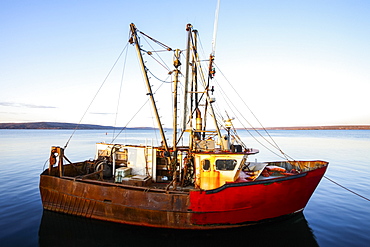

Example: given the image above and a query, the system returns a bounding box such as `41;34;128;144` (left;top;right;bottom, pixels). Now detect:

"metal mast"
172;49;181;150
129;23;169;151
192;30;198;112
182;24;192;132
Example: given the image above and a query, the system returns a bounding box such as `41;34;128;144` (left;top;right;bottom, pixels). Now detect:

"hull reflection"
39;210;318;246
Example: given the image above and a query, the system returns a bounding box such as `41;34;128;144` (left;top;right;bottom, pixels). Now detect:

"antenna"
212;0;221;56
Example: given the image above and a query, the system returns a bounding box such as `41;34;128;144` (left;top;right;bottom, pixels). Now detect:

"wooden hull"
39;164;327;229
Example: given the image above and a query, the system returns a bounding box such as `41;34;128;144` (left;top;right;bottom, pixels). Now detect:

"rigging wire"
200;47;369;200
179;30;290;160
143;49;173;53
141;34;172;72
138;33;177;84
149;99;160;145
147;70;172;83
211;78;286;158
64;43;129;150
213;63;293;160
111;75;169;143
212;100;286;158
64;29;172;148
224;111;247;148
138;30;172;51
111;98;149;143
194;23;296;161
196;36;369;200
324;175;370;202
145;51;172;72
206;69;288;159
112;39;130;142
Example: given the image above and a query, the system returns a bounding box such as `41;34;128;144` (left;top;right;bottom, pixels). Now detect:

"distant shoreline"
0;122;153;130
0;122;369;130
256;125;370;130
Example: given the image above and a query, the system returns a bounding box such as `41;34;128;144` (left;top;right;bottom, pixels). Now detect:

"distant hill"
0;122;120;129
262;125;370;130
0;122;369;130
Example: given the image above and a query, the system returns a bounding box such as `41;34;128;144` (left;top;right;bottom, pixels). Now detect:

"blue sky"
1;0;370;127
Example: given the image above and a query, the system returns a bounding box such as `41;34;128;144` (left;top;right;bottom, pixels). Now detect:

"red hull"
40;165;327;229
189;166;327;225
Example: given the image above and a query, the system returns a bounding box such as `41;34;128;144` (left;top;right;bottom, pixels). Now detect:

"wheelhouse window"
202;159;210;171
215;159;237;171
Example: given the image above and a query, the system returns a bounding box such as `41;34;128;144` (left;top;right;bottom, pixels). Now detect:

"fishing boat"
39;23;328;229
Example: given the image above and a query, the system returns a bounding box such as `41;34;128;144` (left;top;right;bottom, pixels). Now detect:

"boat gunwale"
206;172;308;194
206;162;328;194
40;174;191;195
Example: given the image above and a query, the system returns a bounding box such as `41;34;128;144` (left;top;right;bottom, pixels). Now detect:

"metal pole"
58;147;64;177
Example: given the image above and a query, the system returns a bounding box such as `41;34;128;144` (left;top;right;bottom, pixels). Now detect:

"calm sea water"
0;129;369;246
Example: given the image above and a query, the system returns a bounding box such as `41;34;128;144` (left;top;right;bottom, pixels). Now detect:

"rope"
42;158;49;172
324;175;370;202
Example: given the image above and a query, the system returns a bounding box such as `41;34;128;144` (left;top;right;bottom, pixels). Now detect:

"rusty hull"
39;174;201;229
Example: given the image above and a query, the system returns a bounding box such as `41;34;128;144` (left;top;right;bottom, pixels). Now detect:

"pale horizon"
1;1;370;128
